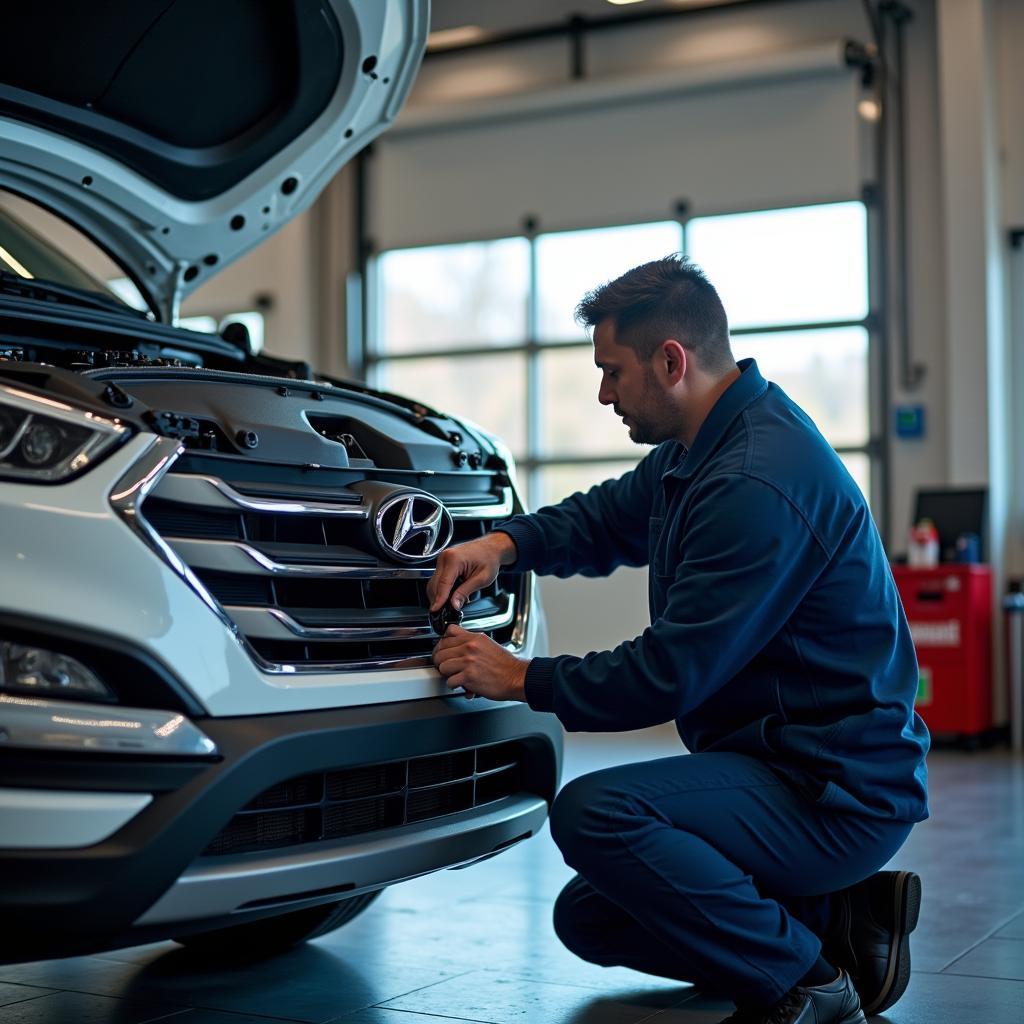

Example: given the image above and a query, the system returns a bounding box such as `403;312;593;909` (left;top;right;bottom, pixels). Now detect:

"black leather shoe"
719;970;867;1023
826;870;922;1015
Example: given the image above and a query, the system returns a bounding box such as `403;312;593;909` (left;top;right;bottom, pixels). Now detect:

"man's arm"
498;443;676;578
521;473;830;730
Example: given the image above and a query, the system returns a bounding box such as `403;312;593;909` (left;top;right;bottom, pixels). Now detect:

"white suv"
0;0;561;962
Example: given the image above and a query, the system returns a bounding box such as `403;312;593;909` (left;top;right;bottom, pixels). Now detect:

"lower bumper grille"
205;740;525;857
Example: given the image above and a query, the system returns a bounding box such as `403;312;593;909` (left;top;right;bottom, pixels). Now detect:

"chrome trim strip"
164;537;435;579
447;488;514;518
154;473;369;518
155;473;510;520
227;595;516;642
0;693;218;756
510;572;532;650
110;436;242;642
135;795;548;925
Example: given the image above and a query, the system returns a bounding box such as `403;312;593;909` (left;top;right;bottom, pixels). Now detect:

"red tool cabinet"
891;565;993;738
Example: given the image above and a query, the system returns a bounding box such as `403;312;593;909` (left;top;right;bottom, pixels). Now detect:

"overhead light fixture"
427;25;487;49
607;1;649;5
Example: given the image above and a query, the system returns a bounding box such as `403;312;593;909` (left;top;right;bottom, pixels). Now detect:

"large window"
370;201;873;509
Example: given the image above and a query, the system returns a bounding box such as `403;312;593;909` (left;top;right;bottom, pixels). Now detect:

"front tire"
173;890;382;956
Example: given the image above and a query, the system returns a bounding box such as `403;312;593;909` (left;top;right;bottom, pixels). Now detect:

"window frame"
366;200;881;520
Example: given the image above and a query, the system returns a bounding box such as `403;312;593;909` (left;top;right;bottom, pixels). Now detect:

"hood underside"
0;0;428;320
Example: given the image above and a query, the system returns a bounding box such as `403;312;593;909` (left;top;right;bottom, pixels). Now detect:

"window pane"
537;222;682;341
376;237;529;353
538;346;642;457
687;202;868;329
536;461;640;509
220;311;265;354
839;452;870;505
374;353;526;455
734;327;869;447
177;314;218;334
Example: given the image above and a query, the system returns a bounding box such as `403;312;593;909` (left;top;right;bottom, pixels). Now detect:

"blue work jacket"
499;359;929;823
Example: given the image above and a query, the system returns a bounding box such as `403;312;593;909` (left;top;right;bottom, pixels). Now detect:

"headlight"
0;385;127;482
0;642;116;702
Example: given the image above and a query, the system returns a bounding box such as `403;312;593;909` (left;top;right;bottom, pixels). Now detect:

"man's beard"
621;369;678;446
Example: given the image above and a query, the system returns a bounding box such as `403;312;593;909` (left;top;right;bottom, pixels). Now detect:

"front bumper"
0;432;545;716
0;695;562;962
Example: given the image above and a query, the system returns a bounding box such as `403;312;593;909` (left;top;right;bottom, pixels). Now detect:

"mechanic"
426;255;929;1024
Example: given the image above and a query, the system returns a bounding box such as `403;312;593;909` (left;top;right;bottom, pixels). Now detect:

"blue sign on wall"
895;405;926;439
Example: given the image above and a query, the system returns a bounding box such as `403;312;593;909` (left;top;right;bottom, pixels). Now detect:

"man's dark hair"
575;254;734;374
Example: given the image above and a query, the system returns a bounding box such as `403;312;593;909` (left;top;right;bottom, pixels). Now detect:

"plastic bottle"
908;517;940;568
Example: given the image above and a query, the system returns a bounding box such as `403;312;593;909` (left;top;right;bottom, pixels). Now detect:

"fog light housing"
0;642;116;702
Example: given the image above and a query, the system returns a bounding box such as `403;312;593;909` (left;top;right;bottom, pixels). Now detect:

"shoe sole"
862;871;921;1015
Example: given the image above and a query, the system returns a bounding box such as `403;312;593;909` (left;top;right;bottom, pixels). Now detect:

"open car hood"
0;0;428;321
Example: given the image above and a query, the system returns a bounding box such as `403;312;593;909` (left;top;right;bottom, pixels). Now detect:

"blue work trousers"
549;752;913;1007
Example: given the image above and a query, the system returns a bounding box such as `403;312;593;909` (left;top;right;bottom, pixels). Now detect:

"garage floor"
1;727;1022;1023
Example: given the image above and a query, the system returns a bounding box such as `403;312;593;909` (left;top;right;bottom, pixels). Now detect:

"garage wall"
372;49;862;247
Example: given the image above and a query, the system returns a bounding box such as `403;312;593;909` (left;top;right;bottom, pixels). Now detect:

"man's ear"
662;340;687;384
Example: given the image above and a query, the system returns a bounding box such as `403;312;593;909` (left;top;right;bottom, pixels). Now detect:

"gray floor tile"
942;937;1024;981
0;982;55;1008
867;969;1024;1023
0;947;460;1024
96;944;182;967
0;957;145;999
0;990;182;1024
103;948;461;1024
331;1011;490;1024
377;970;692;1024
639;992;736;1022
153;1010;307;1023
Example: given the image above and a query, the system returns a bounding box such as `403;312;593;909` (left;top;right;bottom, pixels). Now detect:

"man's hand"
432;624;529;702
426;532;518;613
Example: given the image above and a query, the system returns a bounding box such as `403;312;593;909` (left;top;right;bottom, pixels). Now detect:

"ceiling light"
607;1;649;5
427;25;487;49
857;98;882;123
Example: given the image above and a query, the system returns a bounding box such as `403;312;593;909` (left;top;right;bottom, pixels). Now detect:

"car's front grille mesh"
204;741;524;857
140;469;522;668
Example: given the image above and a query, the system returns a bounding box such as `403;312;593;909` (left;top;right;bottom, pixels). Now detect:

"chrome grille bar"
445;489;514;518
154;474;369;517
164;538;435;579
155;472;512;520
228;596;516;642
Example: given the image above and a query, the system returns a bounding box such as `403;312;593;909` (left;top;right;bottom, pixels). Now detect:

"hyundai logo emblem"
374;492;454;563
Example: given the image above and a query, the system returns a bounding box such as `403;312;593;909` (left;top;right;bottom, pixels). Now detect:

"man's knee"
549;772;618;865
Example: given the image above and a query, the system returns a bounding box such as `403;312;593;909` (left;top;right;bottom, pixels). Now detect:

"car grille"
204;740;525;856
139;462;525;670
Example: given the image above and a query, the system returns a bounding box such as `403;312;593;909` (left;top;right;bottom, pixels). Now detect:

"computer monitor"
912;487;988;563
